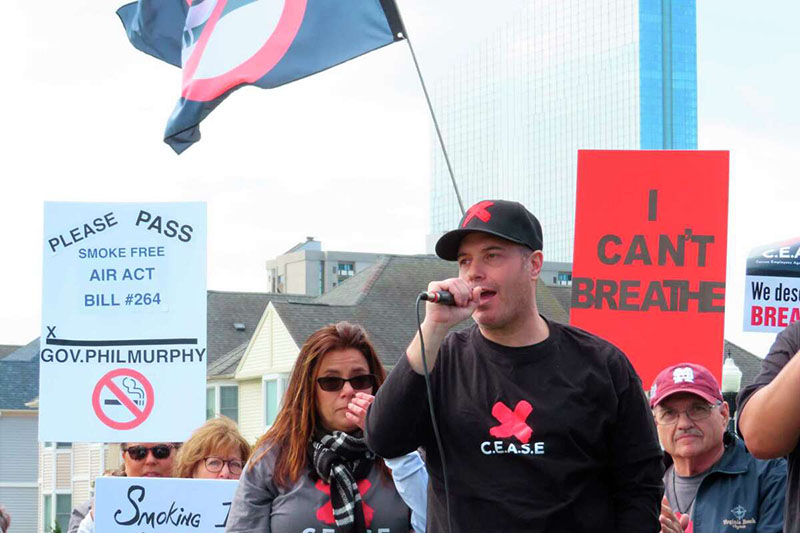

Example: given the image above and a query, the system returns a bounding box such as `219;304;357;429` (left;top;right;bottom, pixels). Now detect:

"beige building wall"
69;443;111;506
285;261;308;294
71;445;90;506
238;378;265;444
238;303;299;378
37;443;123;533
271;318;299;372
37;445;72;533
238;307;276;379
235;305;300;443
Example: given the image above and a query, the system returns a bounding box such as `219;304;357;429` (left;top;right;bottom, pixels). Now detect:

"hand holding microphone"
407;278;480;375
419;278;481;330
420;290;456;305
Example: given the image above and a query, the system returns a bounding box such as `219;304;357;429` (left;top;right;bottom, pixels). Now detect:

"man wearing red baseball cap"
650;363;786;533
366;199;665;532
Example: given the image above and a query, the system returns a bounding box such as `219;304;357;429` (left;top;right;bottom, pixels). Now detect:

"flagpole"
394;9;466;216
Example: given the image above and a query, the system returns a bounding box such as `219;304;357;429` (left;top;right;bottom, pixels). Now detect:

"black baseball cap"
435;200;543;261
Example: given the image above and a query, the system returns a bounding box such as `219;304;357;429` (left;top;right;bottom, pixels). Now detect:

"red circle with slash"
91;368;154;430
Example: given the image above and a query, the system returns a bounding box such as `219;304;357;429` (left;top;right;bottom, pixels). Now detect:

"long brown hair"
252;321;388;488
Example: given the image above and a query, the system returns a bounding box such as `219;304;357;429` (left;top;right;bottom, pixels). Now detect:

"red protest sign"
570;150;729;387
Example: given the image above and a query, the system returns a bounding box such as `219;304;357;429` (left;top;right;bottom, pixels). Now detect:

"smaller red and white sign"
743;237;800;333
92;368;154;430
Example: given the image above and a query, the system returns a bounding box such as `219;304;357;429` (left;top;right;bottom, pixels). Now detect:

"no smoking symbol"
92;368;154;430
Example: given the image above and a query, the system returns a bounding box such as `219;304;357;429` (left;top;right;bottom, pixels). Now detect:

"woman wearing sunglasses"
227;321;414;533
175;416;251;479
121;442;180;477
72;442;178;533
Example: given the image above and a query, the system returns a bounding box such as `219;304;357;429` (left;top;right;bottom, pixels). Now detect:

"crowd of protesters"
5;198;800;532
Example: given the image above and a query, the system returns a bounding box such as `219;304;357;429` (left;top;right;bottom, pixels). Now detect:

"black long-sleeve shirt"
366;320;664;532
737;321;800;533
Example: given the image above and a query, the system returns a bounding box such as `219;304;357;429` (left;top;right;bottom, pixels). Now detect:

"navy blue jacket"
667;435;786;532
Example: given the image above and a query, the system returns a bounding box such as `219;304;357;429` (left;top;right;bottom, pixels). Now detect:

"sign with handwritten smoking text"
95;477;237;533
570;151;730;386
39;202;206;442
743;237;800;332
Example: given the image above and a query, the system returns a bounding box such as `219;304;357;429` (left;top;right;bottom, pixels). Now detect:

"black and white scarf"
309;429;374;533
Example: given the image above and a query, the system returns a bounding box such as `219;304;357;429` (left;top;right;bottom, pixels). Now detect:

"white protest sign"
743;237;800;332
95;477;236;533
40;202;206;441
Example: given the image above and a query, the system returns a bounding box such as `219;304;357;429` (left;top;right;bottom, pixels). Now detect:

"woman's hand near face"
346;392;375;430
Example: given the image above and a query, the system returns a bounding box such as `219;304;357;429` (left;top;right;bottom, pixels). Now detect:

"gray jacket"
227;445;411;532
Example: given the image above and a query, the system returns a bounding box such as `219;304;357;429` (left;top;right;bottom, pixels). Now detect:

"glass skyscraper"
429;0;697;262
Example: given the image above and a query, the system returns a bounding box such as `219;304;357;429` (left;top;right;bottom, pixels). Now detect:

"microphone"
419;290;456;305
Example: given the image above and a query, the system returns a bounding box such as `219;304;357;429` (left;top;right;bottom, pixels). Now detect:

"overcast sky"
2;0;798;361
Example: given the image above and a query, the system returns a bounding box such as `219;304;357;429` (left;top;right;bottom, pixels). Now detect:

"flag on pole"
117;0;187;67
118;0;406;154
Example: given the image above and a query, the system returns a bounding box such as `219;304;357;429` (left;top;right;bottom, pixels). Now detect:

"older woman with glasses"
227;321;415;533
175;416;251;479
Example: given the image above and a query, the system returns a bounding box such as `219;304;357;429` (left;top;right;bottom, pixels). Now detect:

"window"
337;262;355;278
43;495;51;533
220;386;238;422
206;388;216;420
206;384;238;422
263;375;288;428
42;442;71;449
265;380;278;426
55;495;72;533
336;262;356;285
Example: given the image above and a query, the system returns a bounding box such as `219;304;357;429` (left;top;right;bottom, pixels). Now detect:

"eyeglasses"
123;444;175;461
203;457;245;475
317;374;377;392
654;402;722;425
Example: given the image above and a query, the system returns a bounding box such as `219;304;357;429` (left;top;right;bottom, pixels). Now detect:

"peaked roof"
724;339;764;390
3;338;40;361
546;285;572;317
0;344;21;359
206;290;313;368
269;255;570;367
0;342;39;410
284;238;321;254
208;341;248;378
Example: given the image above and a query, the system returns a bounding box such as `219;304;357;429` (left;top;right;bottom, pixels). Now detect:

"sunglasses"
123;444;174;461
317;374;377;392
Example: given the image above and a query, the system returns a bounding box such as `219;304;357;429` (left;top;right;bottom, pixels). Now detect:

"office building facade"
429;0;697;261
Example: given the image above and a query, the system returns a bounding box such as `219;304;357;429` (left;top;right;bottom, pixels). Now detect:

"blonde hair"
175;416;251;478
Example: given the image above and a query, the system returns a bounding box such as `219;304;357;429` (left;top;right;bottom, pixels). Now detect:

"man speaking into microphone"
363;199;664;532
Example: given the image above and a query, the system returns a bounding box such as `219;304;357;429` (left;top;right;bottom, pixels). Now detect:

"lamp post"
721;351;743;433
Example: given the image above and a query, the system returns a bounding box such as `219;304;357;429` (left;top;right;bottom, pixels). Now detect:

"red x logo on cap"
315;479;374;526
462;201;495;228
489;400;533;444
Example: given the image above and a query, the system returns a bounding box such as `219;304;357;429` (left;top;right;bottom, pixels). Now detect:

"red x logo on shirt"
315;478;374;527
462;201;495;227
489;400;533;444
